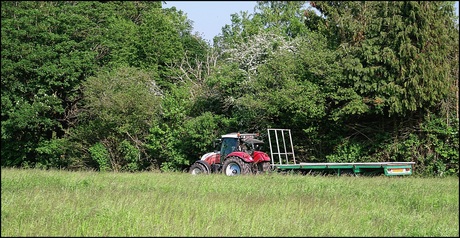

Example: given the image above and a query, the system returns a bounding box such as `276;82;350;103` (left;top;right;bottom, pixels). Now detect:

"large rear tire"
257;161;272;174
222;157;251;176
189;162;209;175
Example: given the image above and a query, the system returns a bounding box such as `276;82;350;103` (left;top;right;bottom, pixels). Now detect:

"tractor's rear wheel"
262;161;271;172
257;161;272;174
189;163;209;175
222;157;251;176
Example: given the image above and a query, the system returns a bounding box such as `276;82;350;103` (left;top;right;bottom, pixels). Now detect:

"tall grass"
1;168;458;237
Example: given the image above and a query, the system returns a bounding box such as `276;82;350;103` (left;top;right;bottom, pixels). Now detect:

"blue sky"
164;1;258;43
164;1;459;43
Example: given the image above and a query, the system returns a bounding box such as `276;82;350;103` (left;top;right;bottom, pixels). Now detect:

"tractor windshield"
220;138;238;159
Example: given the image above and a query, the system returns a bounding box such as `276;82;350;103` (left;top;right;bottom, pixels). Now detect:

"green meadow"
1;168;458;237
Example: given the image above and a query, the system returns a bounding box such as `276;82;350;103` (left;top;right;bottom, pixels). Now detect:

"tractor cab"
219;132;264;158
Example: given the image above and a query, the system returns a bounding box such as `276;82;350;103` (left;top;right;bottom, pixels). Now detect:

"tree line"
1;1;458;176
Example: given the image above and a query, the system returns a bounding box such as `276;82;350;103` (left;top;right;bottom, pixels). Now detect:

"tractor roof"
221;132;258;138
221;132;240;138
221;132;264;144
242;137;264;144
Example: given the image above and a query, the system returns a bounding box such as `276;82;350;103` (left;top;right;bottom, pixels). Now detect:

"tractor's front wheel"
189;162;209;175
222;157;251;176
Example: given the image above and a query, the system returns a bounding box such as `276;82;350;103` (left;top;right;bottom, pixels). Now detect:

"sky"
164;1;258;42
164;1;460;43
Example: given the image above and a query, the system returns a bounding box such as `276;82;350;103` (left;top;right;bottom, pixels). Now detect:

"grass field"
1;168;458;237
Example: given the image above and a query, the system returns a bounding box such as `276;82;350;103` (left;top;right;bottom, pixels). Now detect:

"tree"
1;1;98;167
72;67;162;171
308;1;459;174
1;1;210;170
215;1;308;48
309;1;458;117
255;1;309;37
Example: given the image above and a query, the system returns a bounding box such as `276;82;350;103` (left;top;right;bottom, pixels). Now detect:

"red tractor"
189;132;272;176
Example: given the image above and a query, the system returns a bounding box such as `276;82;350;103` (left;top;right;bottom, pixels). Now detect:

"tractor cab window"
241;138;264;154
220;138;238;159
240;142;250;152
240;140;253;154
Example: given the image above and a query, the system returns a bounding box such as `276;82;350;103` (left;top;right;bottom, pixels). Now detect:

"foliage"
1;1;98;167
145;83;230;171
254;1;309;37
181;112;231;162
376;115;459;176
88;142;111;172
304;1;459;172
217;1;309;46
310;1;458;117
1;1;458;175
326;139;365;163
74;66;162;172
